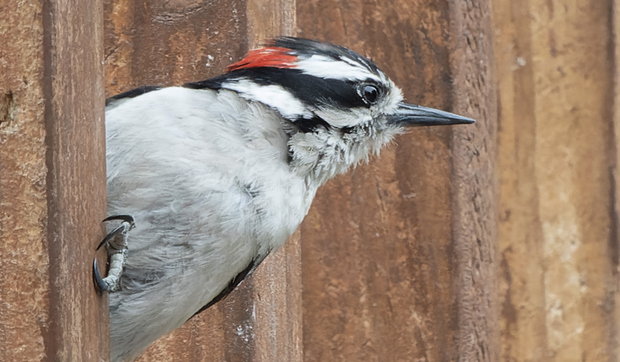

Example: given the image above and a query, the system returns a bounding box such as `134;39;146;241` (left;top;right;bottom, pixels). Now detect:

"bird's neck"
286;123;404;188
286;129;369;188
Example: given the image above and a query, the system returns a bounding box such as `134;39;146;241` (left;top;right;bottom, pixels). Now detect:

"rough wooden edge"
0;0;50;359
449;0;499;360
0;0;107;359
612;0;620;358
42;0;108;359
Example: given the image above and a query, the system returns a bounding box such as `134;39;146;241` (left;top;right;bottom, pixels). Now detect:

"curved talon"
96;215;136;250
97;224;127;250
103;214;135;225
93;214;134;292
93;259;110;292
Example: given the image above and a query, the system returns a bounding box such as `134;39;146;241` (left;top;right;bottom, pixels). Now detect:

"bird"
94;36;475;361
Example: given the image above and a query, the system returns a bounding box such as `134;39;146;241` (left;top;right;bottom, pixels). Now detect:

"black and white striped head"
187;37;475;183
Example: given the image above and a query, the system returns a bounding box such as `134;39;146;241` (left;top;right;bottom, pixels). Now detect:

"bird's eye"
359;84;380;105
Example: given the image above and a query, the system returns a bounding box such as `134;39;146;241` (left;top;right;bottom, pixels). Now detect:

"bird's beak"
388;102;476;127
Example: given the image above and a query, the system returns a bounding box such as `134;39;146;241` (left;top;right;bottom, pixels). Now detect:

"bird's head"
187;37;475;185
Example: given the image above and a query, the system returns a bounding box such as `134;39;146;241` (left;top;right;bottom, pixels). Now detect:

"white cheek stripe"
296;55;381;82
313;107;371;128
223;79;312;119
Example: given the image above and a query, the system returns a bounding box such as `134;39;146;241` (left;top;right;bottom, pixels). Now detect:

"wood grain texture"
494;0;617;360
296;0;497;360
0;1;49;358
449;0;498;360
0;0;108;360
103;0;249;97
614;0;620;359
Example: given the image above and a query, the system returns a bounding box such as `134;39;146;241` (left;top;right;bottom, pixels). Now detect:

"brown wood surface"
0;0;108;360
296;0;497;361
615;2;620;358
495;1;617;361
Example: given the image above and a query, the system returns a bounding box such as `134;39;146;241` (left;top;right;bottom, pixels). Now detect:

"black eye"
359;84;380;105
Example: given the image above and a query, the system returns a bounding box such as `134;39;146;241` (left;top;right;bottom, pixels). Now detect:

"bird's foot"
93;215;135;292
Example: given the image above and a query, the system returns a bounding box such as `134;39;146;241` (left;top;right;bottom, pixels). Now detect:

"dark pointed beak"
388;103;476;127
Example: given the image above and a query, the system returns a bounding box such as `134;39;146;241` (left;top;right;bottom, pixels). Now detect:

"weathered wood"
103;0;249;97
614;1;620;359
0;0;107;360
296;0;498;360
449;0;498;360
494;0;617;360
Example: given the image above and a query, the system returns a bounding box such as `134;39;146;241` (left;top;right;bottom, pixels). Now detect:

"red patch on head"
226;47;297;72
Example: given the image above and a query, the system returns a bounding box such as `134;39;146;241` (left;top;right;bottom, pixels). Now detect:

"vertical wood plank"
449;0;498;360
494;0;617;360
0;1;49;359
296;0;498;360
0;0;107;360
614;0;620;359
493;1;549;359
44;0;108;358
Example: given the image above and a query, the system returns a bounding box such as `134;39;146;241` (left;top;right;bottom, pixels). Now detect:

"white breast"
105;87;314;361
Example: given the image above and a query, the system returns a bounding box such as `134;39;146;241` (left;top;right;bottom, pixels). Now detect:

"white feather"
106;87;316;361
222;79;313;119
296;54;382;81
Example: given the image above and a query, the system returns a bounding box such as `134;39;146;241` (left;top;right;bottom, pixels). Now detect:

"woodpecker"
94;37;475;361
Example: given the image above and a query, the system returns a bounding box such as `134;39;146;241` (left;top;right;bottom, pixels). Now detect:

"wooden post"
0;0;108;360
495;0;618;360
296;0;498;360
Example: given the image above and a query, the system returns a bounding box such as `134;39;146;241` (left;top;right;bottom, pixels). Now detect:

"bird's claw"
93;258;109;291
93;215;135;292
